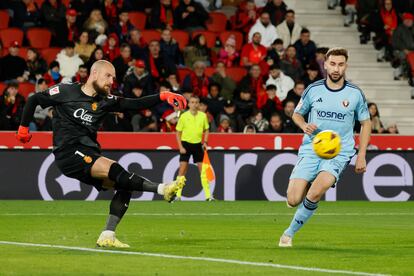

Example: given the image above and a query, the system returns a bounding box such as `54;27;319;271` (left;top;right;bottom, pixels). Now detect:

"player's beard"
327;72;344;83
92;80;110;96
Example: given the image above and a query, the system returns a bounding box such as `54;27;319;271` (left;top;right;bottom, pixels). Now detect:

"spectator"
12;0;41;29
26;48;48;82
103;33;121;62
217;114;232;132
254;0;268;9
123;60;155;98
35;77;49;92
183;34;211;67
265;64;295;102
280;45;304;81
166;73;181;92
284;80;305;106
72;64;89;84
240;32;267;66
314;47;328;78
266;38;284;66
281;99;299;133
55;9;79;47
218;99;244;132
243;124;256;133
144;40;177;83
137;110;159;132
56;41;84;82
211;61;237;100
217;35;240;68
83;9;108;39
113;43;134;84
160;29;183;66
43;61;62;86
160;109;179;132
276;9;302;48
0;41;27;82
70;0;99;29
392;13;414;80
265;112;284;133
368;102;385;133
235;88;255;122
250;109;269;132
0;82;26;130
101;0;118;27
263;0;287;26
343;0;357;27
150;0;176;30
199;98;217;131
195;0;222;11
174;0;209;31
294;28;317;69
102;112;133;131
303;63;322;87
40;0;66;38
85;46;105;71
205;82;224;119
230;0;258;34
122;0;155;12
75;31;96;63
183;61;212;97
384;122;399;134
129;29;147;60
258;84;283;119
112;9;134;44
31;79;53;131
237;64;265;99
248;12;279;48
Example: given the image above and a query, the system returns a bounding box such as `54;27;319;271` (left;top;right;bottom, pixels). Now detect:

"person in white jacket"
56;41;84;83
265;64;294;101
248;12;278;48
276;9;302;48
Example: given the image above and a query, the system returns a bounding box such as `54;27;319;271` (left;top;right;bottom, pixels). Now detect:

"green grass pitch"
0;201;413;275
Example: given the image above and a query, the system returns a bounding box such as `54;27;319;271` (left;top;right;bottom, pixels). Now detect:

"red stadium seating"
129;11;147;30
171;30;189;50
219;31;244;51
177;68;192;84
0;10;10;29
41;47;61;65
17;47;29;60
0;82;7;93
0;28;24;49
204;67;215;77
26;28;52;49
34;0;44;7
206;12;228;33
141;30;161;44
18;82;36;99
226;67;247;83
191;31;217;49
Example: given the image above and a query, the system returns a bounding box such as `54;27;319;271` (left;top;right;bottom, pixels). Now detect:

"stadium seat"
26;28;52;49
204;67;215;77
191;31;217;49
0;82;7;93
171;30;189;51
177;68;192;84
219;31;244;51
18;82;36;99
0;10;10;29
226;67;247;83
0;28;24;48
17;47;29;60
129;11;147;30
141;30;161;44
206;12;228;33
34;0;44;7
41;47;61;65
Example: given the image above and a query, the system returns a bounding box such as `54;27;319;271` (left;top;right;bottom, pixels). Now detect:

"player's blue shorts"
289;154;353;184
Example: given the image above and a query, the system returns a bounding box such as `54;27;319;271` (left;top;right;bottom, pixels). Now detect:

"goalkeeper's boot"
278;233;293;248
96;230;130;248
163;176;186;202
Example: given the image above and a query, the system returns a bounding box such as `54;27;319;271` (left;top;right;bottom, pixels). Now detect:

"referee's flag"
201;150;215;182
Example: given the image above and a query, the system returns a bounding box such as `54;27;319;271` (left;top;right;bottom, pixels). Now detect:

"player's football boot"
278;234;293;247
163;176;186;202
96;230;130;248
206;197;215;202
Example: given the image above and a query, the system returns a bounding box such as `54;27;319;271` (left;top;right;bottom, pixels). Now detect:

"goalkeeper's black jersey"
20;82;161;151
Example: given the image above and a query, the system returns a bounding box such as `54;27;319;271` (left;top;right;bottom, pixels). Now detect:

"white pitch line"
0;240;389;276
0;213;413;216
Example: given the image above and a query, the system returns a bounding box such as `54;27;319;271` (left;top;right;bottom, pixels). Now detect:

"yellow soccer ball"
312;130;341;159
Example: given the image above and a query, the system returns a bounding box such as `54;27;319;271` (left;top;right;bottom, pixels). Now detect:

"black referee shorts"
180;141;204;163
53;145;105;191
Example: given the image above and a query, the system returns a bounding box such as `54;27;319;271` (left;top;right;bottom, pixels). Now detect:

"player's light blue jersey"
295;79;370;157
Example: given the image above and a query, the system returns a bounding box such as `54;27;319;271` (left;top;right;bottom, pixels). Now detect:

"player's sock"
200;174;211;199
109;163;159;193
284;197;318;237
105;190;131;231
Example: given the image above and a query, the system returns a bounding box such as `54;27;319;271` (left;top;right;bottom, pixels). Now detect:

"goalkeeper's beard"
327;72;344;83
92;80;110;96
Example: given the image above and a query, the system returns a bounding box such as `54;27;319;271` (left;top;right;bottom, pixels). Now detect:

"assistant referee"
176;95;212;201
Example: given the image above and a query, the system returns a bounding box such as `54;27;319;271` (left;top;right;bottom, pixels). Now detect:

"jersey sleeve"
355;90;370;122
294;87;312;115
104;94;162;112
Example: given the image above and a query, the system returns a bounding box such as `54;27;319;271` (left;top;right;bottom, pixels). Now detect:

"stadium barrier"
1;150;413;201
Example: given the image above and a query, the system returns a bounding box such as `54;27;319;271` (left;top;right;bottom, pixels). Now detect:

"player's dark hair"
326;47;348;61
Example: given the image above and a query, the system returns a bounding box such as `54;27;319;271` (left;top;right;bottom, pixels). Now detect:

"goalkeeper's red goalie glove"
160;91;187;110
16;126;32;143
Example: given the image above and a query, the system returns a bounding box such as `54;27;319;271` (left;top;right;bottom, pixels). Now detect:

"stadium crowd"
0;0;400;134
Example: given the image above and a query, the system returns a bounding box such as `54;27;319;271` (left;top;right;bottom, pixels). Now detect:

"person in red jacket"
103;33;120;62
240;32;267;67
230;0;258;34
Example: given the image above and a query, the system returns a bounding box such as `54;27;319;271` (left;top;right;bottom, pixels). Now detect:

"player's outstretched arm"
119;92;187;111
355;119;371;174
16;93;46;143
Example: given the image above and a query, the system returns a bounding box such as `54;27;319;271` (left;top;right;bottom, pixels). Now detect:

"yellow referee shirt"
176;111;209;144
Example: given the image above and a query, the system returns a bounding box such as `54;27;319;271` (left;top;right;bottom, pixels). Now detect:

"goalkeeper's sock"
105;190;131;231
284;197;318;237
200;174;211;199
108;163;159;193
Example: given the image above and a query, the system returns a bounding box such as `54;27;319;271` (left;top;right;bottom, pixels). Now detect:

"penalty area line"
0;240;389;276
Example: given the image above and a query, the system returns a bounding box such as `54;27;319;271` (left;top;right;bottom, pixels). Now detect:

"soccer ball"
312;130;341;159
